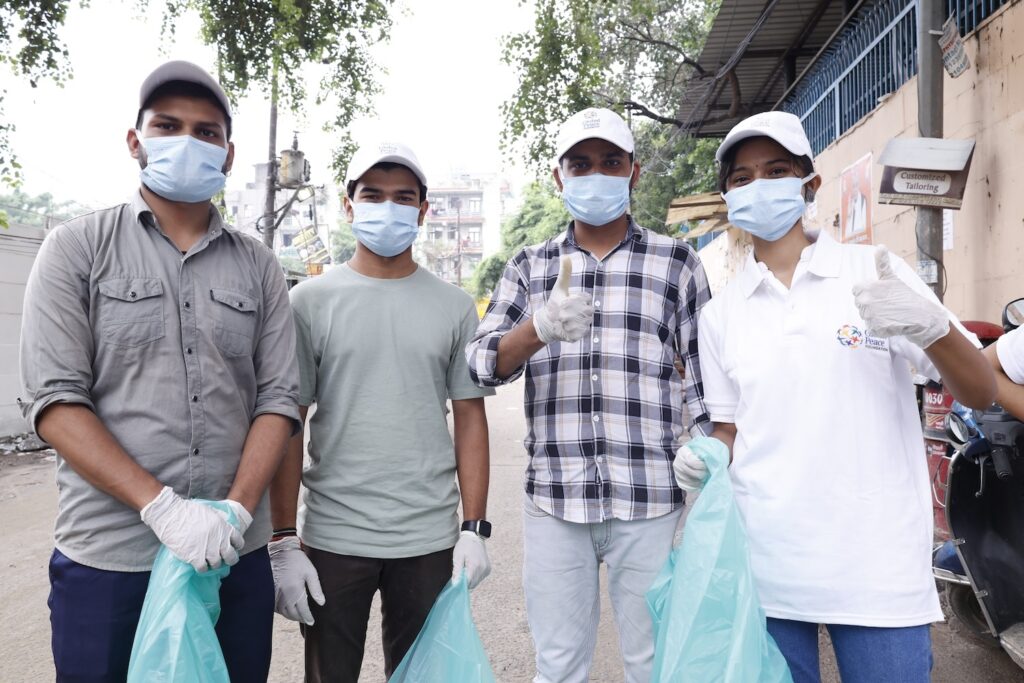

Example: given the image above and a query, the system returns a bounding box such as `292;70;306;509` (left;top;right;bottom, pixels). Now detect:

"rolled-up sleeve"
19;225;97;432
465;256;531;387
252;251;301;432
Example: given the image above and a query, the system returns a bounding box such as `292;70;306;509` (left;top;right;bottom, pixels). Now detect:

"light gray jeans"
522;495;683;683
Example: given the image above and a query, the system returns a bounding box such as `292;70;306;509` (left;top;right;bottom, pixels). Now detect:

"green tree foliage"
0;1;78;190
0;188;89;229
154;0;394;182
470;182;569;299
330;221;357;263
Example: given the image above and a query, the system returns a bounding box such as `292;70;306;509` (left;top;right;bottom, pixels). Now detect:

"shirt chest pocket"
209;287;258;357
96;277;165;347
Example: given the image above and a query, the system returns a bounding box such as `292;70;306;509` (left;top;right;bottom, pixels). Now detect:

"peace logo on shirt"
836;324;865;349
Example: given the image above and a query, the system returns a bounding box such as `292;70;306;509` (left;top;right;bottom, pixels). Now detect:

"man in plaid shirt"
466;108;712;682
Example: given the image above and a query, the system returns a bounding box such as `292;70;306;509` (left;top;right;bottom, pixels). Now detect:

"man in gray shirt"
268;140;494;681
18;60;299;682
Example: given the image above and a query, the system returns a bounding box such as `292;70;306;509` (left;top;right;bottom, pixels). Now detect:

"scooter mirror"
945;412;971;445
1003;298;1024;332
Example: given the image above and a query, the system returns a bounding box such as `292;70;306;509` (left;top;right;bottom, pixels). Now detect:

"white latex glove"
852;246;950;348
268;536;325;625
140;486;245;572
673;436;730;493
673;444;707;493
532;256;595;344
452;531;491;589
223;499;253;536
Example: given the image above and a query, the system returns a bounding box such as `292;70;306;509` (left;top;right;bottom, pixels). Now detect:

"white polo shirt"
996;327;1024;383
698;230;971;627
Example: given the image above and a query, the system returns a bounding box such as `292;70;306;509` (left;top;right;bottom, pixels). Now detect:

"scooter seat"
934;541;965;574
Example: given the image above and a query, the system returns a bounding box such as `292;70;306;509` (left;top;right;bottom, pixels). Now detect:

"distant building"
416;173;515;287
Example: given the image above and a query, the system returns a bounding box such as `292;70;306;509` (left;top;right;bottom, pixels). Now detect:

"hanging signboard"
938;14;971;78
840;153;873;245
878;137;975;210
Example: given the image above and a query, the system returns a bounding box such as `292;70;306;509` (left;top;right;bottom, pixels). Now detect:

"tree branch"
617;19;707;77
595;91;685;127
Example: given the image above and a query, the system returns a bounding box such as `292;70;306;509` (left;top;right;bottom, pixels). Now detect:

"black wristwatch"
461;519;492;539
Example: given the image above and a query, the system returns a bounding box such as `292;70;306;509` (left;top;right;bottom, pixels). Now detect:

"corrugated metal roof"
678;0;848;137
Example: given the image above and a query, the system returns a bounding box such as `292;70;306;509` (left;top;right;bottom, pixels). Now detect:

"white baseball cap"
345;140;428;188
554;108;635;163
716;111;813;162
139;60;232;119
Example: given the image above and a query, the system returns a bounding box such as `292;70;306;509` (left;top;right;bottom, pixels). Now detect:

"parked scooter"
932;298;1024;669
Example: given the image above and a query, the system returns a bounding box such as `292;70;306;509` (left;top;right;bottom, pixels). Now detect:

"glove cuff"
139;486;175;525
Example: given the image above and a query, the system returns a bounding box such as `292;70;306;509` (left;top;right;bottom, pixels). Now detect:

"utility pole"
916;0;945;301
261;67;280;250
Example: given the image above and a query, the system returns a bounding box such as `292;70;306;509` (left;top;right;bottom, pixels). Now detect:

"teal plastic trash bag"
646;438;793;683
126;500;235;683
390;571;496;682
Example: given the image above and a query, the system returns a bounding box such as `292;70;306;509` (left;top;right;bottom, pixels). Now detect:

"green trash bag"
390;571;496;682
646;438;793;683
126;500;235;683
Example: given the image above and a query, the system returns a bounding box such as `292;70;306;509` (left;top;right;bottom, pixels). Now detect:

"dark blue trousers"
49;546;274;682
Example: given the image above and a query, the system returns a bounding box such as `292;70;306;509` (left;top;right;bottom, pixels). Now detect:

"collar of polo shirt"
738;229;843;298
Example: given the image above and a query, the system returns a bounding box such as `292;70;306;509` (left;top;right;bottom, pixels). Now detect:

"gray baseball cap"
139;60;232;119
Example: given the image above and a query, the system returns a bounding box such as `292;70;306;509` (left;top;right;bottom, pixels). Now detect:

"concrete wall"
703;1;1024;323
0;223;44;436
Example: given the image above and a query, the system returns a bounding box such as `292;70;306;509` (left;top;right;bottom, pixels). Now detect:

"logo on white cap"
378;143;398;154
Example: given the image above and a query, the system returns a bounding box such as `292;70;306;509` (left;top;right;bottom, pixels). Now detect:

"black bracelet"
272;527;297;537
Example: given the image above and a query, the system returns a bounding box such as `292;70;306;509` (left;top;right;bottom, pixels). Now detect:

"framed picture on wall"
840;153;873;245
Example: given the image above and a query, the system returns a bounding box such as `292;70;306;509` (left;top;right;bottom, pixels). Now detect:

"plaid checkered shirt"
466;220;712;523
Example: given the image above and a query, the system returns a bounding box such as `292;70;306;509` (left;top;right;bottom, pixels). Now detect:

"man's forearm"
228;413;294;513
452;398;489;520
36;404;163;511
926;327;997;409
270;406;308;530
495;320;546;380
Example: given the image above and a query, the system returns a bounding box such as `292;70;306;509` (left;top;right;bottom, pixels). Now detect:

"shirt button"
184;301;191;309
237;302;244;308
593;337;599;344
129;291;137;299
193;448;199;455
594;300;601;307
593;415;600;422
191;394;198;402
186;347;193;354
592;374;599;381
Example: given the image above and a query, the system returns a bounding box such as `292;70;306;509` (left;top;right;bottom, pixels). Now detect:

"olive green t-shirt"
289;264;494;558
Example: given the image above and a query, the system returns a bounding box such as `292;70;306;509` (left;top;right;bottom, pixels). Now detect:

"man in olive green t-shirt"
268;140;495;681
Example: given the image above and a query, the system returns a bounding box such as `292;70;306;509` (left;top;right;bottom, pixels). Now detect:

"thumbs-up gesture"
851;246;950;349
532;255;595;344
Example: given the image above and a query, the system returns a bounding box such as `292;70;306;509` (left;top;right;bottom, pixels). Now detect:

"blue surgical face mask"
559;171;632;227
723;174;817;241
351;200;421;257
139;134;228;203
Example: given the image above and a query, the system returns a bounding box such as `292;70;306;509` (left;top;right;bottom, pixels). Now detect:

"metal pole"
916;0;945;301
261;68;279;250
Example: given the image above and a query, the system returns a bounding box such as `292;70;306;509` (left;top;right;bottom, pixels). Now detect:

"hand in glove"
533;256;595;344
140;486;245;572
852;246;950;348
673;436;730;493
269;536;325;625
452;531;491;589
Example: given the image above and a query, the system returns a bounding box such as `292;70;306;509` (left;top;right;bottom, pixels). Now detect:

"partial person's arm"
983;329;1024;420
232;249;302;513
452;398;489;520
923;328;996;410
678;253;714;436
270;405;309;531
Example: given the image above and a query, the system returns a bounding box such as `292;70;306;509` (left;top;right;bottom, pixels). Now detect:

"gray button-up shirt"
19;190;300;571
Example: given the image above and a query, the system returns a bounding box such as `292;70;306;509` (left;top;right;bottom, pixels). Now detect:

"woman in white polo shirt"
672;112;996;683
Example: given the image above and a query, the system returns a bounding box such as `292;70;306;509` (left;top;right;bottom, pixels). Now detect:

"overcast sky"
1;0;533;209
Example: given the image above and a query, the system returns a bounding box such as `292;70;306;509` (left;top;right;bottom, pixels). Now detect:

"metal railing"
948;0;1009;34
781;0;917;156
782;0;1011;154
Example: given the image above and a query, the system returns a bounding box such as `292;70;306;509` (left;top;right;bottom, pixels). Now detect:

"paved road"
3;384;1022;681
